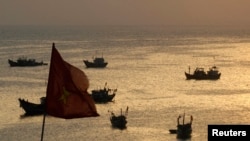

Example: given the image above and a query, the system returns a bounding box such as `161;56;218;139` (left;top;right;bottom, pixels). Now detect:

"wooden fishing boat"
185;65;221;80
169;113;193;139
83;52;108;68
18;97;45;116
109;106;128;129
8;57;47;67
90;83;116;103
83;56;108;68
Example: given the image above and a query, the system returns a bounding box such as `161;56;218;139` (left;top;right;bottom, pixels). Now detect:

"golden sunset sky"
1;0;250;26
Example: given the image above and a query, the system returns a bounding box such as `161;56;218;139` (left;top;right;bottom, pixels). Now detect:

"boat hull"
90;89;116;103
83;60;108;68
91;94;115;103
177;124;192;139
110;115;127;129
185;72;221;80
8;59;47;67
18;98;45;116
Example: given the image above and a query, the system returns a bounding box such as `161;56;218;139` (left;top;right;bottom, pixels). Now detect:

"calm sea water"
0;25;250;141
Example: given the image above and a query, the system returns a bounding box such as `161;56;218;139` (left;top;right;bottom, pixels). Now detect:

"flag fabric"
45;43;99;119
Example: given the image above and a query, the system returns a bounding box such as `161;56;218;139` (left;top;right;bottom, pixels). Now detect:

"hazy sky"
1;0;250;26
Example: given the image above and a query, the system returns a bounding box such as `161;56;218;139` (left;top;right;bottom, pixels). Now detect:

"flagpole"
41;113;47;141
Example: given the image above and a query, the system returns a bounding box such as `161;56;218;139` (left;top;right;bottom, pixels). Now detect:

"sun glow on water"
0;26;250;141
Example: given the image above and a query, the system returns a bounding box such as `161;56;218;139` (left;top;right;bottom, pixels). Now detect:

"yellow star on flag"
59;87;70;104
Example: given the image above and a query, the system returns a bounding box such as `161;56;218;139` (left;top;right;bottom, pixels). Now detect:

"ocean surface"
0;25;250;141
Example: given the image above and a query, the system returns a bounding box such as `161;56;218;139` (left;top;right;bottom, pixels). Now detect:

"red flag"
45;43;99;119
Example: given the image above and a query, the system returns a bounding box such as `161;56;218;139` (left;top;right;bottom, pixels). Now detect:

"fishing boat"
185;65;221;80
109;106;128;129
169;113;193;139
18;97;45;116
83;52;108;68
90;83;116;103
8;57;47;67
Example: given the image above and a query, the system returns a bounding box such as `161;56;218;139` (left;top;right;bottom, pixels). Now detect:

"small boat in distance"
169;113;193;139
83;52;108;68
109;106;128;130
185;65;221;80
18;97;45;116
8;57;47;67
90;82;116;103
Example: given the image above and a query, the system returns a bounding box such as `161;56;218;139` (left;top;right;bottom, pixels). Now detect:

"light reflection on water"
0;26;250;141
